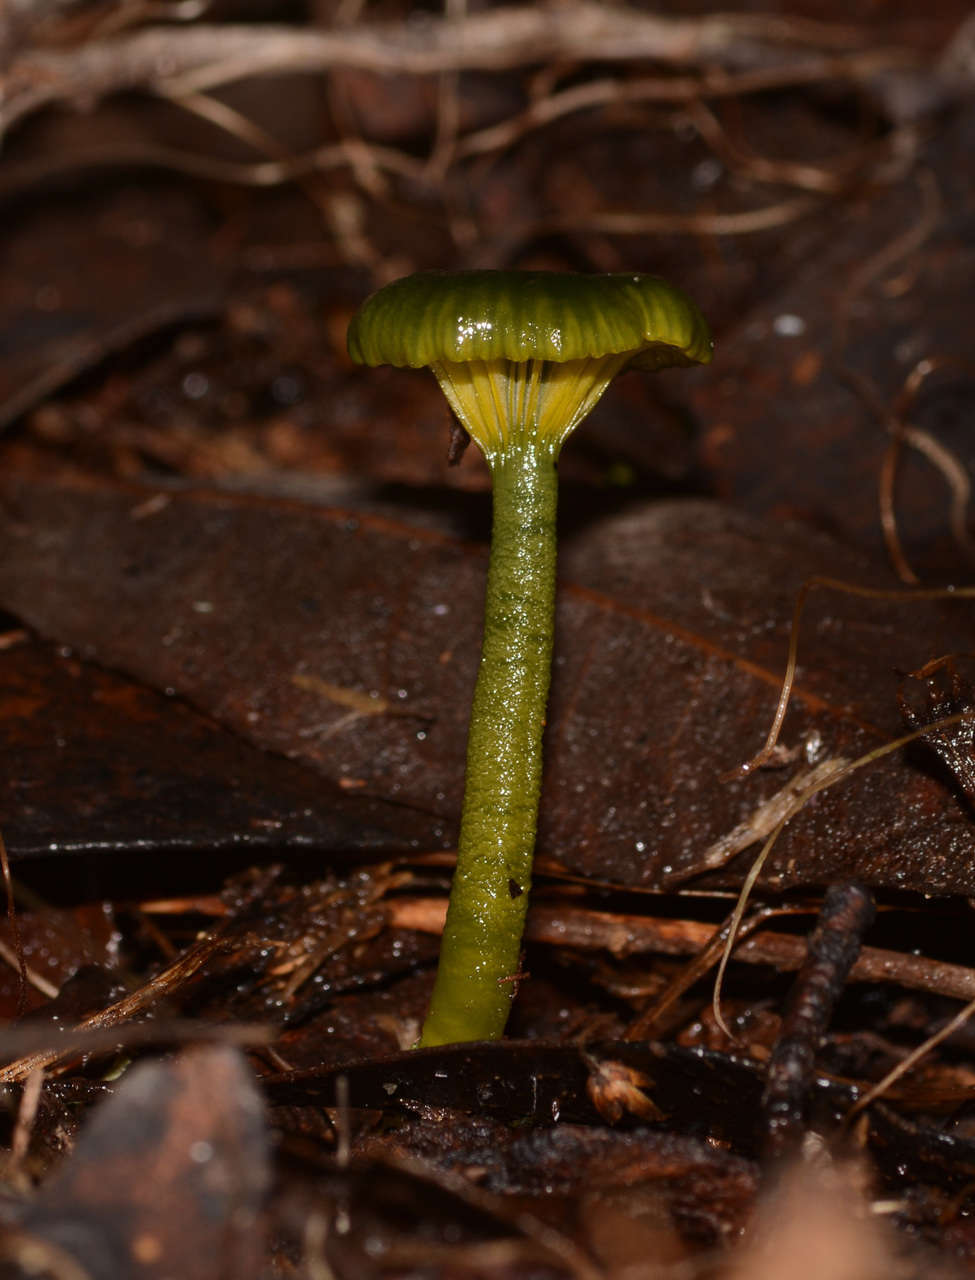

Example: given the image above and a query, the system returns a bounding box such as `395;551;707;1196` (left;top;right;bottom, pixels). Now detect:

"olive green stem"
418;444;558;1046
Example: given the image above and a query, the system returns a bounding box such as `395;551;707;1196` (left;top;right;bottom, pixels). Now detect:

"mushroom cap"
347;270;712;372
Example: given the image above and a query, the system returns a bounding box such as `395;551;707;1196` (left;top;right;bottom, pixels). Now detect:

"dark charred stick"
762;881;875;1163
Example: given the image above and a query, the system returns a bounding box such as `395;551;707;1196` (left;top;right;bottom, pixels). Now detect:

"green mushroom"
348;270;712;1046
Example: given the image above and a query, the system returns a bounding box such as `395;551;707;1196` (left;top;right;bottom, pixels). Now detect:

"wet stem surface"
1;1;975;1276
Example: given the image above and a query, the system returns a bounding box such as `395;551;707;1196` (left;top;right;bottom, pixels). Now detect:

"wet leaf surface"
0;634;439;861
265;1039;792;1149
0;465;973;893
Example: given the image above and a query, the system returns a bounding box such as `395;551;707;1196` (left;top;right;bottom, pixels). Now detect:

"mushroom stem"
348;268;712;1045
419;443;558;1046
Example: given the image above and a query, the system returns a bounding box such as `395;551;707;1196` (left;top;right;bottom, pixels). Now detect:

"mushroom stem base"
418;446;558;1046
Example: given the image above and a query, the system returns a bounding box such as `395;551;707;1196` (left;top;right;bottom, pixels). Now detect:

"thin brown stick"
0;1018;270;1061
0;863;288;1081
846;995;975;1122
624;903;794;1039
684;97;864;194
712;711;973;1038
424;0;466;184
900;424;973;556
89;0;208;40
834;167;942;352
384;1237;602;1280
551;196;820;238
879;416;974;583
9;1066;43;1167
161;85;390;268
0;828;27;1015
321;7;393;202
844;354;972;584
0;935;58;1000
388;897;975;1005
0;138;424;199
878;425;919;584
0;932;223;1083
682;756;851;879
454;52;914;162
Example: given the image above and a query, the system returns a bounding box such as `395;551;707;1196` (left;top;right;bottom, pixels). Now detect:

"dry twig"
389;897;975;1006
0;2;921;139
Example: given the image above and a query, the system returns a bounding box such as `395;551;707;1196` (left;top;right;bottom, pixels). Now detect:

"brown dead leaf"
0;466;972;894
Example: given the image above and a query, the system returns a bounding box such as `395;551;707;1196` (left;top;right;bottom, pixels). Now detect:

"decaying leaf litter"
1;1;975;1275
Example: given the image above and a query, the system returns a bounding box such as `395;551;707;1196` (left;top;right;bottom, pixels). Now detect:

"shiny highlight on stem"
419;442;558;1045
418;350;633;1045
